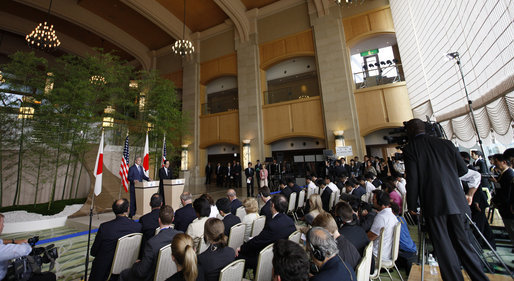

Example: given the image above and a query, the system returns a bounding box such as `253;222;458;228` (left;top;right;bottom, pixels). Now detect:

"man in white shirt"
394;176;407;196
306;176;317;199
367;190;398;261
324;177;339;193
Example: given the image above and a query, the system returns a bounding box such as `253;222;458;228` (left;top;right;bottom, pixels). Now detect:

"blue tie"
139;166;143;179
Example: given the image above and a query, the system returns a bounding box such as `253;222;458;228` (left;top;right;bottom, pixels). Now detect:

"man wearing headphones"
307;227;357;281
367;189;397;262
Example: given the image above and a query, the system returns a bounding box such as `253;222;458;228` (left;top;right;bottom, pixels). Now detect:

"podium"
135;181;159;216
163;179;185;211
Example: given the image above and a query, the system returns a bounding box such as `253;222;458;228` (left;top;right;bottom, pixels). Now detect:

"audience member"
307;227;357;281
272;239;310;281
334;202;369;255
200;193;218;218
197;218;235;281
258;186;272;223
216;198;241;236
318;179;332;212
186;197;211;250
242;198;260;241
279;180;293;200
90;199;142;281
166;233;204;281
492;153;514;243
312;213;361;269
237;195;296;271
367;190;397;262
227;189;242;215
306;176;317;199
139;193;162;256
324;177;338;193
390;202;416;276
304;194;325;226
120;205;181;281
384;181;402;213
288;179;303;193
174;192;197;232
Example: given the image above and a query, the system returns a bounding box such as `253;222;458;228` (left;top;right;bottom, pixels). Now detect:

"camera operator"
403;118;488;281
0;214;56;281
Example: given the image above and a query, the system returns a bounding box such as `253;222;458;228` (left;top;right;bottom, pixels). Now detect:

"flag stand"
84;193;95;281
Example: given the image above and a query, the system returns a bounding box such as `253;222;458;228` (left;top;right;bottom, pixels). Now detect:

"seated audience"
200;193;219;218
279;180;293;200
307;227;357;281
356;199;376;232
139;193;162;256
120;205;181;281
242;198;260;241
216;197;241;236
272;239;310;281
384;181;402;213
324;177;339;193
227;189;242;215
304;194;325;226
288;178;303;193
258;186;272;224
390;202;416;276
166;233;204;281
312;213;361;269
306;176;317;199
367;190;397;262
197;218;235;281
186;197;211;250
90;199;142;281
237;194;296;271
174;192;197;232
334;201;369;255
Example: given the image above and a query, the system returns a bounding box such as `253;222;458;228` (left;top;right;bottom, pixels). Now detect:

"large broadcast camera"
383;118;446;149
7;236;58;281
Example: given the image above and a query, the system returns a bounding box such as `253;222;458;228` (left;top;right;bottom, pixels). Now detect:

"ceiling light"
172;0;194;56
26;0;60;52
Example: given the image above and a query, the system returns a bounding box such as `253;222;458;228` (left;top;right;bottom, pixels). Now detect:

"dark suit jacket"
159;167;173;189
139;208;160;256
280;186;293;200
245;168;254;179
351;186;366;199
130;227;181;281
222;213;241;236
239;213;296;259
229;198;242;215
173;204;197;232
339;223;370;255
290;184;303;193
320;187;333;212
310;255;357;281
128;164;149;185
198;245;235;281
259;199;272;224
90;216;142;281
494;168;514;217
336;235;361;270
403;135;469;217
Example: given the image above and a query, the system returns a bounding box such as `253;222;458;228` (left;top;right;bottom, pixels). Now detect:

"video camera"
8;236;58;281
383;117;446;149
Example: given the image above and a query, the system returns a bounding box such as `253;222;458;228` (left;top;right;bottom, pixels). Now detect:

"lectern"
135;180;159;216
163;179;185;211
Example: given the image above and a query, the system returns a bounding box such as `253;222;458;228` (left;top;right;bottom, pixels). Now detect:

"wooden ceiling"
241;0;281;10
156;0;228;33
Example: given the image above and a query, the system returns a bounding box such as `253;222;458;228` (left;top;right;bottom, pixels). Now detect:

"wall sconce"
181;144;189;171
242;139;251;169
333;130;345;147
18;107;34;119
102;117;114;127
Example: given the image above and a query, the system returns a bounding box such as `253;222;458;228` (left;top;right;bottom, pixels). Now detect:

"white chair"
288;230;301;244
197;236;210;254
370;227;385;280
307;188;314;200
382;222;404;281
228;223;245;250
333;189;340;208
356;241;373;281
236;206;246;222
251;216;266;237
155;227;161;236
108;233;142;279
219;259;245;281
154;244;177;281
314;186;319;194
254;243;274;281
287;192;297;220
328;191;336;211
297;190;306;209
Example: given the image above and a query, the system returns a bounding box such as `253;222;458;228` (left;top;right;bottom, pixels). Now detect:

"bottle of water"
427;254;438;275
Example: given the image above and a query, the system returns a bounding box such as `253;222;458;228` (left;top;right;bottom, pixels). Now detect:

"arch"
199;139;240;149
259;29;315;70
203;74;238;88
261;53;316;71
346;31;396;50
361;122;406;137
264;133;325;145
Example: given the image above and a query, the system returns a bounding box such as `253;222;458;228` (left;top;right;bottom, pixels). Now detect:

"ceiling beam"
14;0;152;70
213;0;250;41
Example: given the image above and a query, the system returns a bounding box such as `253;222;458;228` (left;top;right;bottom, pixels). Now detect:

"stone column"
309;4;364;157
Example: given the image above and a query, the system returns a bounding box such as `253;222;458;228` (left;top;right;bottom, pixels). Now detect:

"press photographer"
0;214;56;281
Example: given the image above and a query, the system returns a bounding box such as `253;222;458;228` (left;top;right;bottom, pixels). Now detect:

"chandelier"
172;0;194;56
26;0;60;52
335;0;365;6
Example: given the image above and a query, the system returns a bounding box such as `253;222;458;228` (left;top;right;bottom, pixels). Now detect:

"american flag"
119;135;130;192
161;136;167;167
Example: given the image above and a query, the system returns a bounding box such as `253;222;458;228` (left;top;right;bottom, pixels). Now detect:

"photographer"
403;118;488;281
0;214;56;281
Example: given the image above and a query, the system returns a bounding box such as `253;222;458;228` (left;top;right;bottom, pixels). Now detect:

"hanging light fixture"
25;0;61;52
335;0;365;6
172;0;194;56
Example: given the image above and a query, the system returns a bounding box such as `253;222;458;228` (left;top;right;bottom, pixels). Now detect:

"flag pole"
84;193;95;281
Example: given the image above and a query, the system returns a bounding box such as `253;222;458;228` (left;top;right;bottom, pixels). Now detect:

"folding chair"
288;230;301;244
250;216;266;237
356;241;373;281
382;222;404;281
219;259;245;281
254;243;274;281
107;233;142;280
236;206;247;222
370;227;385;281
228;223;245;250
154;244;177;281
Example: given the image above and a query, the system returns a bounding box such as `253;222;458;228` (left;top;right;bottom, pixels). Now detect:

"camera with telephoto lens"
7;236;58;281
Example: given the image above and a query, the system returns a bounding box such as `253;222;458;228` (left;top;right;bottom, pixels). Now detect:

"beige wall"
200;29;236;63
156;53;183;75
258;3;311;44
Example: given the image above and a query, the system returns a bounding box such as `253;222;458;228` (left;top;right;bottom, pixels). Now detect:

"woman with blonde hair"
304;194;325;225
242;197;260;241
198;218;235;281
259;164;269;187
166;233;203;281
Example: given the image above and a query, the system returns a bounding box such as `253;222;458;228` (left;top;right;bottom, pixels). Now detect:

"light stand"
83;193;95;281
446;52;488;161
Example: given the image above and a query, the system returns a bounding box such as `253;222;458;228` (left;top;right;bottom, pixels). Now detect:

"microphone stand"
84;193;95;281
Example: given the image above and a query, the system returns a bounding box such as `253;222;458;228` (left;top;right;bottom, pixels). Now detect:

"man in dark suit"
403;118;489;281
128;156;150;218
89;199;142;281
258;186;273;224
245;162;255;197
472;150;491;189
319;179;333;212
173;192;197;232
216;197;242;235
138;193;162;257
234;161;242;188
272;240;310;281
227;189;242;215
205;162;212;184
158;160;173;205
255;160;263;189
334;201;369;255
279;180;292;200
215;162;223;186
237;194;296;271
119;205;181;281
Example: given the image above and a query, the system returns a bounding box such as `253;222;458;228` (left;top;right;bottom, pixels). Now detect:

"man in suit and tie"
158;160;173;205
215;162;223;186
216;197;241;236
205;162;212;184
236;194;296;271
255;160;263;189
138;193;162;257
245;162;255;197
234;161;242;188
258;186;273;224
225;162;233;188
89;199;142;281
403;118;489;281
173;192;197;232
119;205;181;281
128;157;151;218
